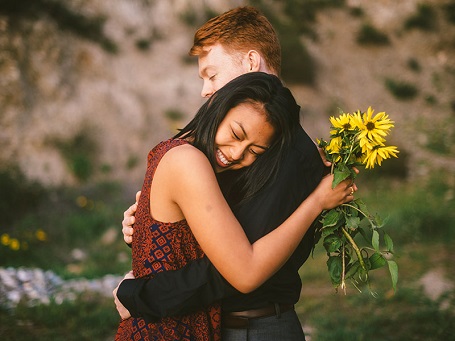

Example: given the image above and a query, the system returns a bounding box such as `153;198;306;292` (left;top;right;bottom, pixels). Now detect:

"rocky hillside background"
1;0;454;190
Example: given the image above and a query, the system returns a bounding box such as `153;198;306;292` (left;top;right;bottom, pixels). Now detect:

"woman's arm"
156;145;353;293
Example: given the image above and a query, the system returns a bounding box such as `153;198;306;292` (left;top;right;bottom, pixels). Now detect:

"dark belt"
222;303;294;329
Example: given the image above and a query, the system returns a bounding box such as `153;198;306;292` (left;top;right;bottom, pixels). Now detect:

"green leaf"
327;256;343;286
318;138;328;148
322;209;342;228
357;227;369;243
369;252;387;270
345;261;360;279
355;199;370;218
332;164;351;188
346;216;361;230
384;232;394;253
373;212;385;228
323;235;343;253
372;230;380;251
387;260;399;291
321;225;339;238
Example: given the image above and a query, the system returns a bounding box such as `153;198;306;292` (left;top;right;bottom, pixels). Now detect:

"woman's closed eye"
249;148;260;156
232;129;241;140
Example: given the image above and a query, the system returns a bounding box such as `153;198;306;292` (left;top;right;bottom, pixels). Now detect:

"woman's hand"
313;174;358;211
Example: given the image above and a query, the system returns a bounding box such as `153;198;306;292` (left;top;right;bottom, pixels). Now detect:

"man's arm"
115;256;236;322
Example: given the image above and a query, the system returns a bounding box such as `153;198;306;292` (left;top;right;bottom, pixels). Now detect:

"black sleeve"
117;256;237;322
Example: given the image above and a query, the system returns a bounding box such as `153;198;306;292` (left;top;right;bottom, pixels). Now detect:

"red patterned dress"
115;139;221;341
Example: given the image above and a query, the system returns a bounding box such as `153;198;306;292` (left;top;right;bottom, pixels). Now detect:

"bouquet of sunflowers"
316;107;399;294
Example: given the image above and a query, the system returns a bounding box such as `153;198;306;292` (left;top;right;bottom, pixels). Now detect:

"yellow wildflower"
10;238;20;251
1;233;10;246
76;196;88;208
35;229;47;242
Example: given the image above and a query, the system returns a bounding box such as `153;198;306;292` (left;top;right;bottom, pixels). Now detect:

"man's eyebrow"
234;120;268;150
199;65;214;78
198;66;207;79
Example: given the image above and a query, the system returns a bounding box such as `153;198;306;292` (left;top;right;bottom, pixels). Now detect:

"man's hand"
122;191;141;244
113;270;135;320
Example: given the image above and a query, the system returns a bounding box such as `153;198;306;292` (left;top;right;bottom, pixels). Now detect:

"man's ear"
247;50;262;72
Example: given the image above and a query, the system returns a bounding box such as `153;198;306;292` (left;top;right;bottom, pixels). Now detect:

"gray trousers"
221;310;306;341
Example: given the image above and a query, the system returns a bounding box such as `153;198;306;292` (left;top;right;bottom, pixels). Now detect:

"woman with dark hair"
115;72;354;341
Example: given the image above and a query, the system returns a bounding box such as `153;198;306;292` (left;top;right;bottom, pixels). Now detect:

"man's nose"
201;82;214;98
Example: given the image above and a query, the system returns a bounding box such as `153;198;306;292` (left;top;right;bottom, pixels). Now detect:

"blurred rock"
0;267;122;308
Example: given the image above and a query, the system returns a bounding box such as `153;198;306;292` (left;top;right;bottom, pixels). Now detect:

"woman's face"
214;102;275;173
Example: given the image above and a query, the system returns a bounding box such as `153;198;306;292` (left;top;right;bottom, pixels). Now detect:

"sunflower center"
366;122;376;131
343;123;351;130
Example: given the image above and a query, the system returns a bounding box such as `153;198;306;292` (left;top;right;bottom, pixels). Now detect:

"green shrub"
384;78;418;100
51;129;98;182
407;58;421;72
349;6;364;17
0;167;46;226
126;155;139;170
416;116;455;155
2;181;131;279
444;2;455;24
404;3;437;31
165;109;185;121
180;6;199;27
0;0;118;53
424;94;437;105
356;23;390;45
279;30;316;84
279;0;346;37
308;286;455;340
135;38;151;51
179;5;217;28
365;173;455;244
250;0;317;85
0;295;119;340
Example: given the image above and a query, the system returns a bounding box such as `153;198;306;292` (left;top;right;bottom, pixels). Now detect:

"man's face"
198;44;250;98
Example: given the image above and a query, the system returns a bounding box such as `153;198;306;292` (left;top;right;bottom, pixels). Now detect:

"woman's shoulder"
156;141;216;190
156;139;210;169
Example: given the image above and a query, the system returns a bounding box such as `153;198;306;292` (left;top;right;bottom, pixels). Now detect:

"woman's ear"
247;50;262;72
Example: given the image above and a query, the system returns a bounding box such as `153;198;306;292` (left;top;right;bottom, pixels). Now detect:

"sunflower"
352;107;395;144
358;133;384;154
330;113;355;136
326;136;342;163
363;145;399;169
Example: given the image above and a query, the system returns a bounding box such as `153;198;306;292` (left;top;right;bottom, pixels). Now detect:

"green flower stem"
343;136;356;165
341;203;376;228
341;243;346;293
341;226;367;272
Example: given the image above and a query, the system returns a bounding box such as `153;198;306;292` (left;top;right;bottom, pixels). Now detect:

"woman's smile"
216;148;233;168
214;102;274;173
